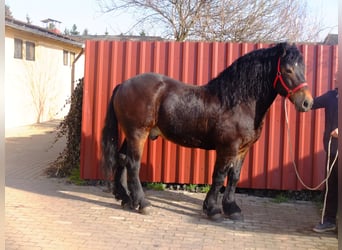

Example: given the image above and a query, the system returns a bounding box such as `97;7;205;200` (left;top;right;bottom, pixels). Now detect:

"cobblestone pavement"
5;121;338;249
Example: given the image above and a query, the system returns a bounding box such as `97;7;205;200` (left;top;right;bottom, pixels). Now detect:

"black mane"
205;43;300;108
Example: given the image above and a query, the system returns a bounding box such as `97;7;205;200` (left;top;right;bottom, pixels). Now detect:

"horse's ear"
276;42;288;57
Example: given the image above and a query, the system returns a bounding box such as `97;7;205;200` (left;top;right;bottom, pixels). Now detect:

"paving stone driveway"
5;121;338;249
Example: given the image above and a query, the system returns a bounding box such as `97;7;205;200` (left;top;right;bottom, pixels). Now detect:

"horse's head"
273;43;313;112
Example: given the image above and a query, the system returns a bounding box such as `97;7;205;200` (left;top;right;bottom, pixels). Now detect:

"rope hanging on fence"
284;99;338;224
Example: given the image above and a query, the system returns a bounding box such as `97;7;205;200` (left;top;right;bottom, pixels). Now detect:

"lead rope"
284;99;338;224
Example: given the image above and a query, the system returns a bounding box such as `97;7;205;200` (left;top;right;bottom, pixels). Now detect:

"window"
63;50;68;65
14;39;23;59
70;52;75;66
25;41;35;61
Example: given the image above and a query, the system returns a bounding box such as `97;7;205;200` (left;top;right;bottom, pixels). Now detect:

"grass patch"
272;193;289;203
186;184;198;192
144;183;211;193
68;168;86;185
198;184;210;193
146;182;167;191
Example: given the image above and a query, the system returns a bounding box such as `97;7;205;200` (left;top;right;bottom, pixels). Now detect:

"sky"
5;0;338;41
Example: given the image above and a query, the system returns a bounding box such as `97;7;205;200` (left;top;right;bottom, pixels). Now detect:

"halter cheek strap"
273;58;308;98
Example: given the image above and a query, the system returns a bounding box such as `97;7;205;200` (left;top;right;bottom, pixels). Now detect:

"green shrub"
47;78;83;177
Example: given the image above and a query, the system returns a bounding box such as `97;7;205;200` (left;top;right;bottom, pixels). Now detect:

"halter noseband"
273;57;308;98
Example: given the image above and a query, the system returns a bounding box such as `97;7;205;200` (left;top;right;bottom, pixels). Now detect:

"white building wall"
73;52;85;87
5;35;82;128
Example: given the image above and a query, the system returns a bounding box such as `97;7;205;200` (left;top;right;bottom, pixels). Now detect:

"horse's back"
113;73;185;135
117;73;184;99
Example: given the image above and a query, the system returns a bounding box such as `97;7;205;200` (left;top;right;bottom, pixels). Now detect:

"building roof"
69;34;165;42
5;17;83;48
323;34;338;45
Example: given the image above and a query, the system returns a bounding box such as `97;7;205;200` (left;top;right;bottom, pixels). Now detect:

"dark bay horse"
101;42;313;220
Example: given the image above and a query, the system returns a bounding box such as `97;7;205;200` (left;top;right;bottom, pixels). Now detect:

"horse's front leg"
203;169;226;219
203;151;231;219
222;155;245;221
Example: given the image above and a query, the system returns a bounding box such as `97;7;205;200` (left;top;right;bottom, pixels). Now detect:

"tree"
82;29;89;36
70;24;80;35
98;0;210;41
5;4;13;18
98;0;325;42
48;22;56;30
64;28;70;36
26;14;32;24
23;53;59;123
194;0;322;42
139;30;146;37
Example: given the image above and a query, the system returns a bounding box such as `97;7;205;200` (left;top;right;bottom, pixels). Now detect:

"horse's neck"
254;90;278;129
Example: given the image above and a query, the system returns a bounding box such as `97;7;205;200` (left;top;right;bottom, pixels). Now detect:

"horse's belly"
151;126;215;150
171;136;215;150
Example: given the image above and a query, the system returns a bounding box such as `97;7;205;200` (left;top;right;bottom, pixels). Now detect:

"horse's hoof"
138;199;152;214
203;206;222;219
207;213;223;221
227;212;244;221
121;200;132;210
139;205;152;215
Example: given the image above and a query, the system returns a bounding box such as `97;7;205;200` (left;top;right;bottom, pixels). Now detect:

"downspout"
71;46;84;93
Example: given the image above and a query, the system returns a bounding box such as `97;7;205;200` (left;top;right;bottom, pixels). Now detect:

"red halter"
273;58;308;98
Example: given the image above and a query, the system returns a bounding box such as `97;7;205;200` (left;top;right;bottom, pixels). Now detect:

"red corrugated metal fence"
80;40;338;190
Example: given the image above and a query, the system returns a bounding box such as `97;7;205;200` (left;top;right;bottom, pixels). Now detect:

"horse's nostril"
302;99;312;110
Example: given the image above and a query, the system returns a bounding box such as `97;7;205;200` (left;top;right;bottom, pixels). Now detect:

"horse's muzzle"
290;88;313;112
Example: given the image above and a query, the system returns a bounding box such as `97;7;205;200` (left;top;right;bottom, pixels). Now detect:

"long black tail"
101;85;121;178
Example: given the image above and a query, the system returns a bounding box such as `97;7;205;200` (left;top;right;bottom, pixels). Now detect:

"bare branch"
97;0;330;42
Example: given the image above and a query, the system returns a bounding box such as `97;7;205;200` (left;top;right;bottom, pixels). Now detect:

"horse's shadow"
146;189;204;217
142;188;336;238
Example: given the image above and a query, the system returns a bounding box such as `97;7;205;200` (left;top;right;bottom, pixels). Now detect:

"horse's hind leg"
125;135;151;213
111;140;132;208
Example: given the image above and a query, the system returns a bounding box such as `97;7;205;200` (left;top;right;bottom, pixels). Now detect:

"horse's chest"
218;110;263;144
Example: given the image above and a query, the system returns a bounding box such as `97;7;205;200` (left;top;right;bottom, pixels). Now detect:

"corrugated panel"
81;40;338;190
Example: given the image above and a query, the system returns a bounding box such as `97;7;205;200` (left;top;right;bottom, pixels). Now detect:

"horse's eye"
286;69;293;74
